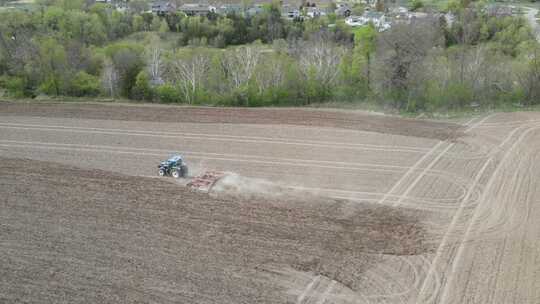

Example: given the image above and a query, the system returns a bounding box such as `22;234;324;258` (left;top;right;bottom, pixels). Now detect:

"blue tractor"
158;155;189;178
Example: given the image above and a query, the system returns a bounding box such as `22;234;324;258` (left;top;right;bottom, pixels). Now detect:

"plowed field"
1;102;539;304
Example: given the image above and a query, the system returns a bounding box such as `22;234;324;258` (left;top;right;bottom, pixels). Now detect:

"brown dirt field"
0;101;463;141
0;158;430;304
2;103;540;304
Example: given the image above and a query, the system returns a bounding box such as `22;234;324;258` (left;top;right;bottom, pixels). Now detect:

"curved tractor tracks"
402;119;540;304
296;115;540;304
294;116;489;304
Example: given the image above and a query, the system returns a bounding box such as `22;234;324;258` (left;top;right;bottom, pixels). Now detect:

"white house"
282;5;301;20
306;7;325;18
345;12;391;32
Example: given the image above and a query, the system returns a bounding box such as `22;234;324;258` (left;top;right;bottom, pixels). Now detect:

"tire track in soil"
342;116;491;303
418;122;540;304
292;117;489;304
438;125;540;304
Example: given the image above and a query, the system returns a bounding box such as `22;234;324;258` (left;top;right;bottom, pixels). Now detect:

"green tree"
105;43;145;97
37;37;68;96
132;15;144;32
151;16;162;31
159;19;169;33
410;0;424;12
353;25;376;88
251;2;285;43
51;0;85;11
108;10;133;40
59;11;106;45
0;76;26;98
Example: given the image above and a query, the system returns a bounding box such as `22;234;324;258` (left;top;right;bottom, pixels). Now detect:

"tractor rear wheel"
180;165;188;178
172;169;180;178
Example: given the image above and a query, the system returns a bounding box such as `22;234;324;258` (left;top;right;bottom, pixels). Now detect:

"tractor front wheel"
158;169;166;177
172;169;180;178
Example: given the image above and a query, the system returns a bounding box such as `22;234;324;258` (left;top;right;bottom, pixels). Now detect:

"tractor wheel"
180;165;188;178
158;169;166;177
172;169;180;179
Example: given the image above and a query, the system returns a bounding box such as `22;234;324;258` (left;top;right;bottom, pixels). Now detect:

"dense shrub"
69;72;100;97
156;84;181;103
0;76;26;98
132;71;153;101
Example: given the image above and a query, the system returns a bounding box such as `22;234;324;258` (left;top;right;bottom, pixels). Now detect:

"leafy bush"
132;71;153;101
0;76;26;98
156;84;181;103
69;71;100;97
38;77;62;96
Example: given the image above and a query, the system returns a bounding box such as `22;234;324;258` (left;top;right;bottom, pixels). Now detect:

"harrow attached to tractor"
187;171;226;193
158;155;225;193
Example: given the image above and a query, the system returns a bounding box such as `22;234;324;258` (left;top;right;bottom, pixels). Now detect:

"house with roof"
345;11;390;31
246;5;264;17
214;3;264;17
151;1;176;15
306;6;325;18
484;4;513;17
282;4;301;20
217;4;243;15
95;0;129;11
179;3;216;17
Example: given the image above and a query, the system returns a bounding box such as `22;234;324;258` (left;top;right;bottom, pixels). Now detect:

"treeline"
1;0;539;111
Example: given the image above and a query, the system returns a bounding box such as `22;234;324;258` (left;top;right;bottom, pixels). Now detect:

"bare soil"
0;101;463;140
0;158;431;304
2;103;539;303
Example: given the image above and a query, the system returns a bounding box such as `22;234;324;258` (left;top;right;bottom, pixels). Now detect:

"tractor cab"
163;155;183;166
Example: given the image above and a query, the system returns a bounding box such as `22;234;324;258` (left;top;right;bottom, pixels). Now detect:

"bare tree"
0;25;37;75
289;33;346;88
170;53;210;104
221;45;262;90
254;55;286;94
453;9;481;86
147;47;164;85
101;59;119;98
